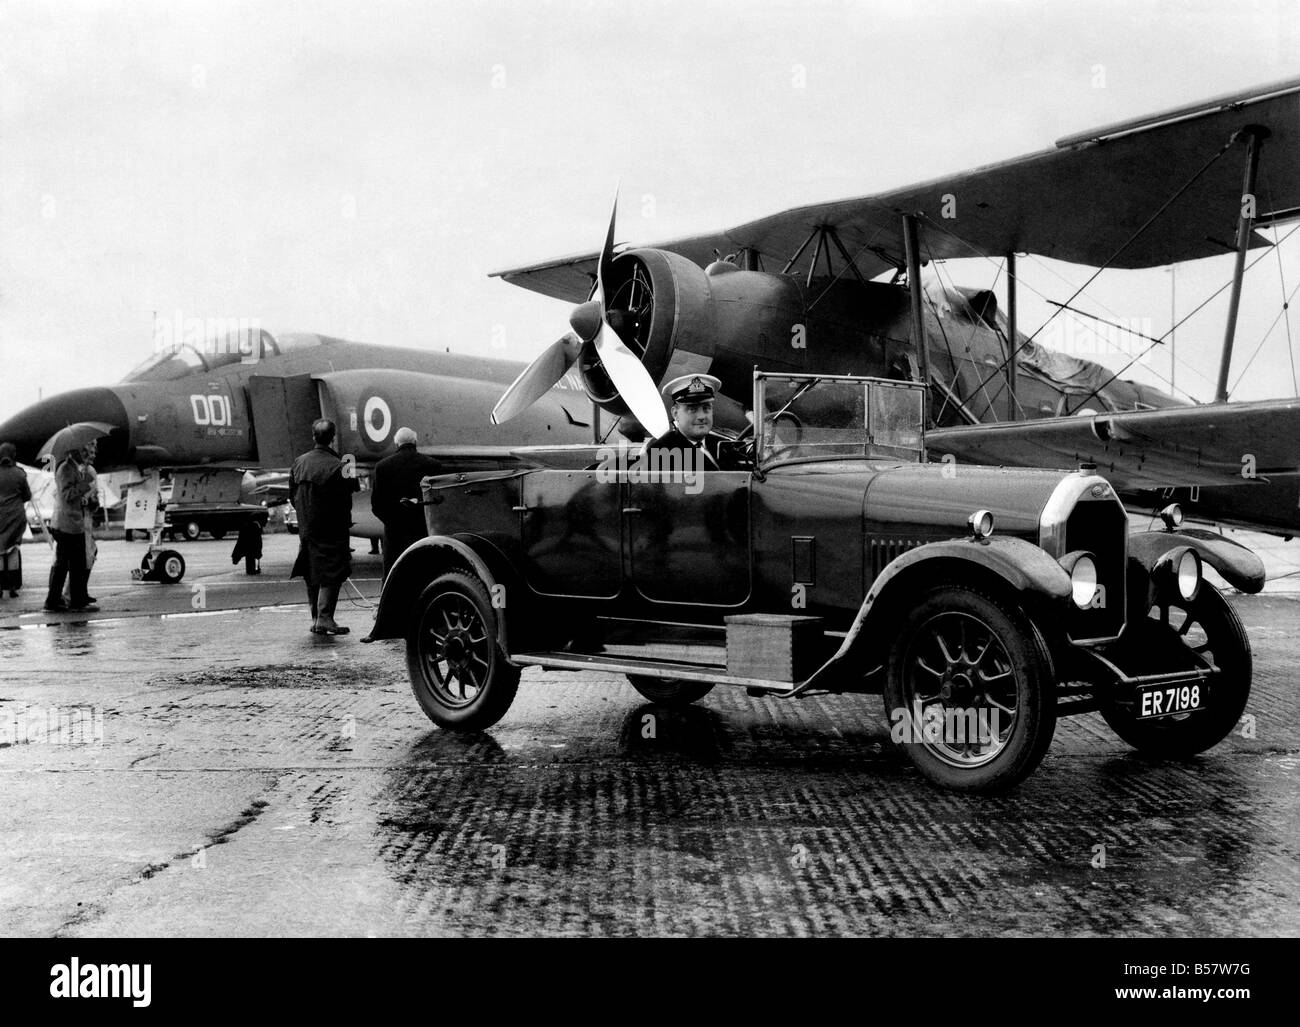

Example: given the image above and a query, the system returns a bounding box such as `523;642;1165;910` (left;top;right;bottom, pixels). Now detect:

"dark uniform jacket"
371;444;441;541
288;445;360;585
641;428;721;471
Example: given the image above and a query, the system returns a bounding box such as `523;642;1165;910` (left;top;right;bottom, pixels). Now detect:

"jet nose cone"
0;387;130;466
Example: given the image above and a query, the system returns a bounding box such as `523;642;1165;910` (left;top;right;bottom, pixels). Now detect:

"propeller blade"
594;322;669;438
596;186;619;305
490;334;582;425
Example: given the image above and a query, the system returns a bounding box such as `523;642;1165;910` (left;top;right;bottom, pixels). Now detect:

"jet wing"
494;77;1300;303
927;398;1300;491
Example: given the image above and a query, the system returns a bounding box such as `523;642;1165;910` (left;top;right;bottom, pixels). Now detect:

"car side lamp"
1158;503;1184;531
968;509;995;540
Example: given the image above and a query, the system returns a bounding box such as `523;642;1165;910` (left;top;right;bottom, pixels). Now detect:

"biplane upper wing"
927;398;1300;491
493;77;1300;303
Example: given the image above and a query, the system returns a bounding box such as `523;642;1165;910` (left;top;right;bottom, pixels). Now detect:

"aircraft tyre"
627;676;715;705
1101;588;1250;757
406;571;520;732
883;586;1056;794
156;550;186;584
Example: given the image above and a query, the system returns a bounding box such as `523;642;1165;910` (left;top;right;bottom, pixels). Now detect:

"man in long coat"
0;442;32;598
370;426;440;580
289;419;360;635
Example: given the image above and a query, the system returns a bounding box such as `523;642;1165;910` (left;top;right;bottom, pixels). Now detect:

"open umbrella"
36;421;114;465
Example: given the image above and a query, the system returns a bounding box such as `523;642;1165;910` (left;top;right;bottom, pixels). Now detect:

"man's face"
673;399;713;442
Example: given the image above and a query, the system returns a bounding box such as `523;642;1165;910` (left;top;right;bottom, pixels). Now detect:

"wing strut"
1006;252;1017;423
903;214;930;427
1215;125;1270;402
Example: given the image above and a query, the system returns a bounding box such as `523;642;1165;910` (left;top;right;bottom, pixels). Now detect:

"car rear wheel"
627;675;715;705
210;527;226;541
1101;588;1250;757
406;571;520;732
181;520;201;541
883;586;1056;793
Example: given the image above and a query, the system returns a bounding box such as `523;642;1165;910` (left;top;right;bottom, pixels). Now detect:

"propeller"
589;193;669;437
489;190;670;438
490;332;583;426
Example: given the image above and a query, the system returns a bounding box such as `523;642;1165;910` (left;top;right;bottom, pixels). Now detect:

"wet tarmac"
1;535;1298;936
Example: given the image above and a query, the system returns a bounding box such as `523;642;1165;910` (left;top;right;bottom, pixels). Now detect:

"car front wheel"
406;571;520;732
883;586;1056;793
1101;588;1250;757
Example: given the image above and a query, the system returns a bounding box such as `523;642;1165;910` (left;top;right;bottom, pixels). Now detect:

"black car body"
370;373;1263;792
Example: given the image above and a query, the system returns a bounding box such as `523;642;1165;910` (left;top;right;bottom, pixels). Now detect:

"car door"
626;469;752;606
519;469;623;598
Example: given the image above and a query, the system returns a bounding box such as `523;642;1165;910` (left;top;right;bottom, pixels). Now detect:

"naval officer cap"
663;373;722;404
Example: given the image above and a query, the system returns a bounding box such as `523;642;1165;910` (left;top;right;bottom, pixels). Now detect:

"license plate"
1137;682;1205;719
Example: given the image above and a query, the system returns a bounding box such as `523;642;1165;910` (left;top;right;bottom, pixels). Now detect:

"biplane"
489;77;1300;536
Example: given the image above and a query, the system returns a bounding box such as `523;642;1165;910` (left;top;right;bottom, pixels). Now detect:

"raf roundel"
363;396;392;443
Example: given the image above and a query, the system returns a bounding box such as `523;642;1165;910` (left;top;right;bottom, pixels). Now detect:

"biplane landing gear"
135;548;186;584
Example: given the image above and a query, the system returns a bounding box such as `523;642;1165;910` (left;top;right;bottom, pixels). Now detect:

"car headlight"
1072;557;1098;609
1159;503;1184;530
968;509;995;540
1154;546;1201;603
1175;548;1201;601
1063;553;1098;609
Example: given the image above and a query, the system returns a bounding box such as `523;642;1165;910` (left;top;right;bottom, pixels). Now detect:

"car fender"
1129;528;1265;595
808;536;1072;687
369;535;515;644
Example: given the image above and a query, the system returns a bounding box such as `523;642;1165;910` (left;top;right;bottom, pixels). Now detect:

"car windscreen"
757;376;924;465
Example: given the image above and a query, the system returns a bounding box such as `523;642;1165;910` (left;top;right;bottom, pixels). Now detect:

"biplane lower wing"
927;398;1300;492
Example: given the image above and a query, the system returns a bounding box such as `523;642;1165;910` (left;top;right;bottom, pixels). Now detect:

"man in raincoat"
289;419;360;635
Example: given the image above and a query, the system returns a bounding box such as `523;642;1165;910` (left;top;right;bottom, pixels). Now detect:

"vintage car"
368;372;1264;793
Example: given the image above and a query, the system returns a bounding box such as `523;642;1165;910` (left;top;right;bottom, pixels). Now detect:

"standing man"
0;442;32;599
289;419;360;635
642;374;724;471
44;444;98;612
370;426;440;580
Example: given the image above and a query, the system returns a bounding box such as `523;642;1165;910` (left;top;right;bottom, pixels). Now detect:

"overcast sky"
2;0;1297;417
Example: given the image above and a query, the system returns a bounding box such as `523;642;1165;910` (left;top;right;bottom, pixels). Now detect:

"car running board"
509;651;800;696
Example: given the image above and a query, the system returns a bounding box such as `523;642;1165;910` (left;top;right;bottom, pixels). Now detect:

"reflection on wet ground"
1;591;1297;936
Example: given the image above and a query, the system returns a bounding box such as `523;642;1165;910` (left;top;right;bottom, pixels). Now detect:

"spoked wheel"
406;571;519;731
884;587;1055;793
627;675;714;706
1101;588;1251;757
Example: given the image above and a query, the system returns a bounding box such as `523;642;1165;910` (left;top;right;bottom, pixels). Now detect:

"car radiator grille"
1064;499;1128;641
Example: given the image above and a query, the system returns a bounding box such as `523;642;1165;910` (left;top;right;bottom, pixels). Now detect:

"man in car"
642;374;724;474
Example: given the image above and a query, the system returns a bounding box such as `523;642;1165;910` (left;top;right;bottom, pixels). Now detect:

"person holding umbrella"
43;440;99;612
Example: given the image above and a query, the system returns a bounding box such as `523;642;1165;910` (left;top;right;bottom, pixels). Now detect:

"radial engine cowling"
582;248;806;422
